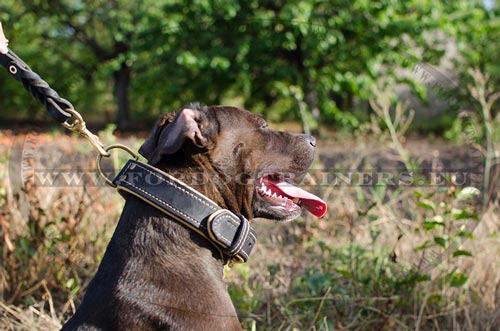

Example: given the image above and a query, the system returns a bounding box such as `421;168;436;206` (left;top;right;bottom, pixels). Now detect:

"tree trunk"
114;62;131;130
304;80;320;135
297;99;311;136
305;86;320;120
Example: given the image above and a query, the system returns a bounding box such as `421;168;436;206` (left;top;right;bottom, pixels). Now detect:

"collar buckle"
207;210;256;263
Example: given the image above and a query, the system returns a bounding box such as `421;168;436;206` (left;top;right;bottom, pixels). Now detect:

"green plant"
467;69;500;204
369;86;417;170
413;185;480;293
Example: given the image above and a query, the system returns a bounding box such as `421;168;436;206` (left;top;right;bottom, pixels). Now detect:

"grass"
0;127;499;331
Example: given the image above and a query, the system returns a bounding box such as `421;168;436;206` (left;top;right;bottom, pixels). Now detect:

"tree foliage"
0;0;496;130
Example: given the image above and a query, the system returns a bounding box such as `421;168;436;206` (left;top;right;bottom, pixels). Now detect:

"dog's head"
139;104;326;222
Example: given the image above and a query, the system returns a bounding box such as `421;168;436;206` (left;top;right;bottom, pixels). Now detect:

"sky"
484;0;494;9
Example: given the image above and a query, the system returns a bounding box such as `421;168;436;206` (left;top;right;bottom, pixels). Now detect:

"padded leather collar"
112;160;257;263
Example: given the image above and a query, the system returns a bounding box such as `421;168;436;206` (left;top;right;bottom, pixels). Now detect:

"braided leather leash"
0;23;72;123
0;22;111;156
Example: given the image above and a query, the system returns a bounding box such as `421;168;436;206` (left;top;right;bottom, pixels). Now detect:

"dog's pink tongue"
274;181;327;218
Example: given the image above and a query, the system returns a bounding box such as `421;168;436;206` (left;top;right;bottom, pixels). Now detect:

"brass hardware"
60;106;110;157
229;256;245;266
96;144;139;188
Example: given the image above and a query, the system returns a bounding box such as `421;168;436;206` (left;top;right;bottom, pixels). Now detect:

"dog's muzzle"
112;160;257;264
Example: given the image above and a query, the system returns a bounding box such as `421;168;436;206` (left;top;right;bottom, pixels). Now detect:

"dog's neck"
124;195;226;262
156;154;255;220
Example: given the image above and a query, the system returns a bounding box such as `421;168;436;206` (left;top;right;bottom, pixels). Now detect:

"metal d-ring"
97;144;139;187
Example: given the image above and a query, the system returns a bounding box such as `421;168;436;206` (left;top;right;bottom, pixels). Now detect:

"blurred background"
0;1;499;330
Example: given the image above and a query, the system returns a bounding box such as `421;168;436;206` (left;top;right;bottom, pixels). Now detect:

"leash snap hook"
61;106;110;157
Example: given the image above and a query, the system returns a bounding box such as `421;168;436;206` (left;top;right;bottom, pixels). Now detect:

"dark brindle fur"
61;104;317;331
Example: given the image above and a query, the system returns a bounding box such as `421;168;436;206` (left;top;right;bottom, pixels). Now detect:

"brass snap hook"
60;106;110;157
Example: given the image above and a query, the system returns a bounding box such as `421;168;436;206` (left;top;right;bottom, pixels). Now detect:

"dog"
61;104;326;331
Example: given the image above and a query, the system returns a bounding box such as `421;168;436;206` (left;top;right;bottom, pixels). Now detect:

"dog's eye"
256;115;268;129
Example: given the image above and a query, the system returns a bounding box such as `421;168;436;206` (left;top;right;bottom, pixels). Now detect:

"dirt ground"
0;130;489;197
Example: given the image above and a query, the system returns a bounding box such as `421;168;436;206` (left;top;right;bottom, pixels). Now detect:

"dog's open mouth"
256;175;327;218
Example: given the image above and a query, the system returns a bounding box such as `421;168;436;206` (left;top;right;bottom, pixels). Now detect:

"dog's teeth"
278;195;283;199
272;193;277;198
292;198;300;204
266;189;272;196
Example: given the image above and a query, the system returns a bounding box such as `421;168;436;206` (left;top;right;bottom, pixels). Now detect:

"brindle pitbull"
61;104;326;331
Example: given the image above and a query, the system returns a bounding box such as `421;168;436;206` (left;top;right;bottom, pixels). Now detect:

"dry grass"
0;129;499;331
0;293;61;331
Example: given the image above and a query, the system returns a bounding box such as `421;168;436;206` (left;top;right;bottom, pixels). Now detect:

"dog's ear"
138;113;174;163
139;107;214;165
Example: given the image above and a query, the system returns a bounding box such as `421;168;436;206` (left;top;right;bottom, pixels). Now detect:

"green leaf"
176;51;198;67
65;278;76;289
424;220;444;231
210;56;231;71
415;239;434;251
414;273;432;283
434;236;449;248
452;208;479;221
450;272;468;287
417;199;436;211
335;268;353;279
452;250;473;258
414;191;424;198
457;231;474;239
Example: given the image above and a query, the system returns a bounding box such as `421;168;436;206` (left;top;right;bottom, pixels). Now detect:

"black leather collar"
112;160;257;264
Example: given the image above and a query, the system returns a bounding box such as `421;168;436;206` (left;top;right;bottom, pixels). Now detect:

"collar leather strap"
112;160;257;263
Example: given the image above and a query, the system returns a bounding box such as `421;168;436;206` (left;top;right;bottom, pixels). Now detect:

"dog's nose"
307;135;316;148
